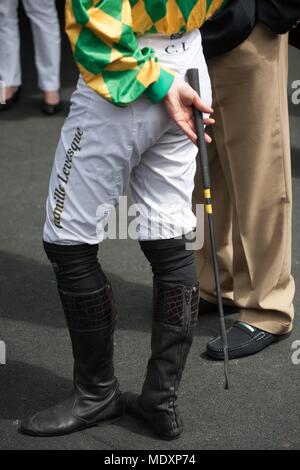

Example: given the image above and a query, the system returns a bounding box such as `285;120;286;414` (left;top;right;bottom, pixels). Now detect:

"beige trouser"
193;23;295;335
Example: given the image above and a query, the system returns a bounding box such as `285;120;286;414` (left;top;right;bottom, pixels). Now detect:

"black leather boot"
123;280;199;440
19;282;124;436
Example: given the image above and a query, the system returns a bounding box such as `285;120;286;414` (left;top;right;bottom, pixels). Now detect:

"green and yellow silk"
66;0;227;105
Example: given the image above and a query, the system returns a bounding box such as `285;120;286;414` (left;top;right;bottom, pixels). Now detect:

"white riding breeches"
43;30;212;244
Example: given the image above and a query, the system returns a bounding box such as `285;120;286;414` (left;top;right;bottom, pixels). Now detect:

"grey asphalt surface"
0;7;299;450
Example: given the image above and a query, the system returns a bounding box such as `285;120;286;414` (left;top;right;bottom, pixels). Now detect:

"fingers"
177;121;212;145
205;133;212;144
177;114;214;144
178;120;197;144
192;92;213;115
186;108;215;131
204;117;215;126
188;119;195;134
163;80;215;144
180;126;211;145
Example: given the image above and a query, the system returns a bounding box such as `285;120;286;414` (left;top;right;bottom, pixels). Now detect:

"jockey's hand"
163;78;214;144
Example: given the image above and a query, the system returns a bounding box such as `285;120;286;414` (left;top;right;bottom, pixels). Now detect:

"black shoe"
19;282;124;437
199;298;239;315
0;87;21;111
124;280;199;441
207;321;289;360
41;101;62;116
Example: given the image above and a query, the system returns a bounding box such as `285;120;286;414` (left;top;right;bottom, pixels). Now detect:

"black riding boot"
123;279;199;440
19;282;123;436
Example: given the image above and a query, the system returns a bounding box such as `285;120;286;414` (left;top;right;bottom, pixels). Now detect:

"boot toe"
18;399;80;437
19;416;39;436
19;411;58;437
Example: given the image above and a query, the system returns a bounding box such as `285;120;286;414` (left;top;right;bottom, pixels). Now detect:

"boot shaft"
59;282;117;333
153;280;199;332
142;280;199;407
58;282;119;405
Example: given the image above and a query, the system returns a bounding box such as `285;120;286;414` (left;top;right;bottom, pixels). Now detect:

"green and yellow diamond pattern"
66;0;227;106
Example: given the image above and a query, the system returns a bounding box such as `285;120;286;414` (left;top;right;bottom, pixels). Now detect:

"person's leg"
203;25;294;358
19;77;143;436
123;92;203;439
122;31;213;440
236;28;294;336
0;0;21;102
20;242;123;437
237;26;295;335
127;237;199;440
23;0;61;104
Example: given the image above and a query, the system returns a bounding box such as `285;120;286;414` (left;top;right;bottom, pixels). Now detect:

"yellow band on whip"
206;204;213;214
204;188;211;199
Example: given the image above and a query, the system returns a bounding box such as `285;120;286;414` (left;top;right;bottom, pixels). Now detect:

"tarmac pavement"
0;6;299;450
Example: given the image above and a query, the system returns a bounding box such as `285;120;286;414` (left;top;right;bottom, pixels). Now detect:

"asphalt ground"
0;5;299;450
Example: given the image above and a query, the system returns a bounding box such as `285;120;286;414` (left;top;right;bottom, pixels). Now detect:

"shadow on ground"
0;250;234;339
0;360;71;421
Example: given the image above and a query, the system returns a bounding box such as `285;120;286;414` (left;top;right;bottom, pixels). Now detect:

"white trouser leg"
129;119;198;241
131;30;212;240
0;0;21;87
43;77;141;245
43;77;199;245
23;0;61;91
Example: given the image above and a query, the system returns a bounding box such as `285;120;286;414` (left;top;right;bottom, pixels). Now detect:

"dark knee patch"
139;236;197;286
43;241;107;293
